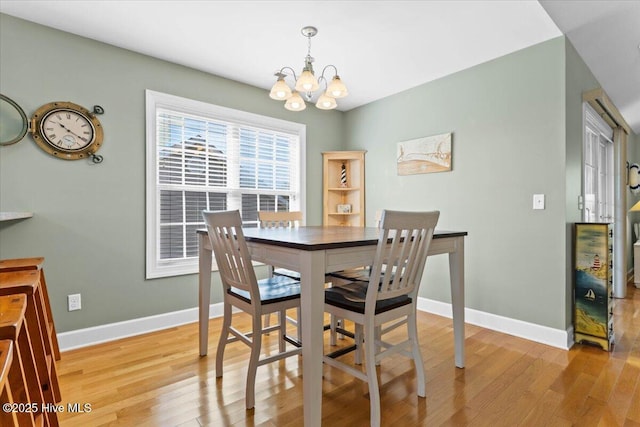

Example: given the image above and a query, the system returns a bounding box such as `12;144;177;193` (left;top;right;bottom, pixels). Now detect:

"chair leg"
330;315;338;346
263;313;271;330
354;324;363;365
408;311;426;397
279;310;286;353
375;325;382;366
246;312;263;409
337;318;346;340
295;308;301;342
364;320;381;427
215;303;232;378
264;264;276;334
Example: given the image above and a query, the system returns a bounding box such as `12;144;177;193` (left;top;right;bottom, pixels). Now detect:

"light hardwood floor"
55;283;640;426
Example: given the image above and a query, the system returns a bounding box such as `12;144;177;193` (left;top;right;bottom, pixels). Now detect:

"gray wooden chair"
202;210;302;409
258;211;303;340
258;211;303;281
258;211;351;345
325;210;383;344
323;209;439;427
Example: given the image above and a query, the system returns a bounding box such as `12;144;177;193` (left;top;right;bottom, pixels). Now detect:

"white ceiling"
539;0;640;134
1;1;638;134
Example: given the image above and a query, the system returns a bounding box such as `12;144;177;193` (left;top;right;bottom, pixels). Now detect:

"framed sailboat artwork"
573;223;614;351
397;133;452;175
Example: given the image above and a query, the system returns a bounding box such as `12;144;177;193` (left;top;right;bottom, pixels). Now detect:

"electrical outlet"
68;293;81;311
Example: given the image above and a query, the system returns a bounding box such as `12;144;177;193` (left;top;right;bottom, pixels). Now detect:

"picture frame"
336;204;352;213
397;132;452;175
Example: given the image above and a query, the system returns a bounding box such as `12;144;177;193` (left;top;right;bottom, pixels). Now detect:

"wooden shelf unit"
322;151;366;227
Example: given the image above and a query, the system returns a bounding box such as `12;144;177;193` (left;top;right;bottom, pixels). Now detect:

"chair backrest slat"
367;210;439;309
203;210;258;298
258;211;302;228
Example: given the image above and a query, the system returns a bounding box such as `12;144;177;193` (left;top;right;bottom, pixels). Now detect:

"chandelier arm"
319;64;339;80
317;75;328;88
277;66;299;81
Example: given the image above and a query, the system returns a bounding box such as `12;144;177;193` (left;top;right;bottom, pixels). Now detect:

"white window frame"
145;90;306;279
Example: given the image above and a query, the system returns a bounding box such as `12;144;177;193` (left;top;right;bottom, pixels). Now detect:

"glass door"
583;104;614;223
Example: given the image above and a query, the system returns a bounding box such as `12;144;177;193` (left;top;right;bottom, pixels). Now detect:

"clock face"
41;108;95;151
31;101;103;160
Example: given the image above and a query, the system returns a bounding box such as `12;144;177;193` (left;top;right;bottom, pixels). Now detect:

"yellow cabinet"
322;151;366;226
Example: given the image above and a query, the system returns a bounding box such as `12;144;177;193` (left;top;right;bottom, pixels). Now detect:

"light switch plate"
533;194;545;210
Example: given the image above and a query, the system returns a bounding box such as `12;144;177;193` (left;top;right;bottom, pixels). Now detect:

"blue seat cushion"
273;268;301;280
229;275;301;305
325;280;411;314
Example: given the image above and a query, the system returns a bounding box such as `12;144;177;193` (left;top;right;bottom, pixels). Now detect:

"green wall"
0;14;343;332
342;36;638;332
344;38;569;330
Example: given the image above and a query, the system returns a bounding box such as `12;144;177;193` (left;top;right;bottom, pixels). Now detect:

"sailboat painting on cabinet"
574;223;614;351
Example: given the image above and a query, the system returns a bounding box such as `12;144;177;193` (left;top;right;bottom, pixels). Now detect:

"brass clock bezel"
30;101;104;160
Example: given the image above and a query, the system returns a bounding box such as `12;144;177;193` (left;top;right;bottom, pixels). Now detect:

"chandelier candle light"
269;26;348;111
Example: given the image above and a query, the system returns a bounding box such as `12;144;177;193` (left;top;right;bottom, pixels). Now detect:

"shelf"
323;151;366;227
0;212;34;222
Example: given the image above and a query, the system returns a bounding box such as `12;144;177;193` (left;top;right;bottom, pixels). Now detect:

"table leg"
449;236;465;368
299;250;326;427
199;233;212;357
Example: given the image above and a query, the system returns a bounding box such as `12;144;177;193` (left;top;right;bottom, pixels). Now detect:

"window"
583;102;613;223
146;90;305;278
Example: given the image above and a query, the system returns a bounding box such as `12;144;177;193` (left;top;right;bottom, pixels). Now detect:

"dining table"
197;225;467;426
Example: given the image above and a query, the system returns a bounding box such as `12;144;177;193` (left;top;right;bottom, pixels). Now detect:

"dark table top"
199;226;467;251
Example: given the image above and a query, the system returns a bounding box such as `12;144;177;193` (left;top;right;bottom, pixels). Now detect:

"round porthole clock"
30;101;103;161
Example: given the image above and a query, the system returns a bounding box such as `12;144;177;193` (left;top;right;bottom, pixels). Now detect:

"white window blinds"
146;90;304;278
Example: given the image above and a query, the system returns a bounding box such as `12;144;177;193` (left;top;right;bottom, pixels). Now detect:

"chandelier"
269;26;348;112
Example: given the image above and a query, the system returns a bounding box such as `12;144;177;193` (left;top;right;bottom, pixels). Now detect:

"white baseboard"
57;303;224;352
57;299;573;352
417;297;572;350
